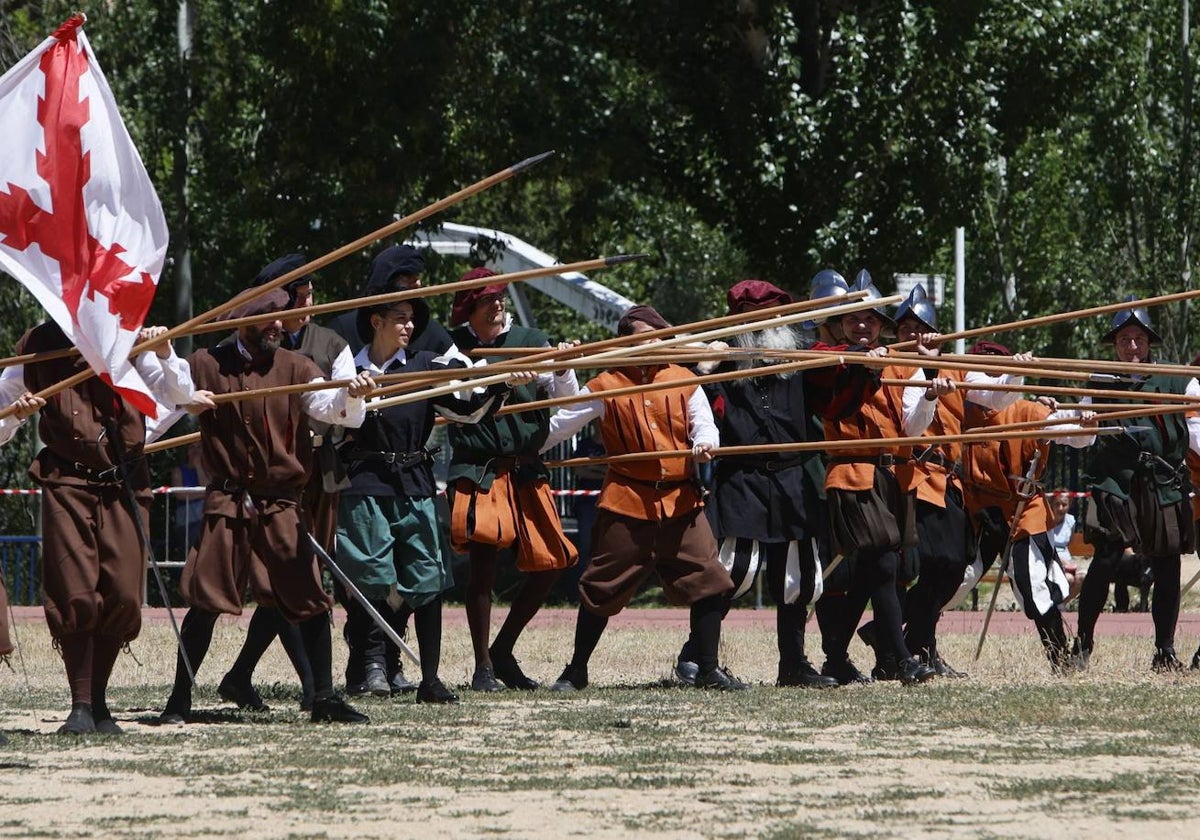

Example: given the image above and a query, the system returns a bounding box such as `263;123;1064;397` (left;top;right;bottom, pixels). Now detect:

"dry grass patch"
2;618;1200;838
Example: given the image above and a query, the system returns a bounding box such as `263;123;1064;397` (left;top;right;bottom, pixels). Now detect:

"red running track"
10;606;1200;637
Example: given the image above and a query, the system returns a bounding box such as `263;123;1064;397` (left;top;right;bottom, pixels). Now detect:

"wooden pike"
890;285;1200;352
776;348;1104;383
961;400;1197;437
488;356;846;420
0;152;556;420
544;426;1117;470
459;289;868;360
363;352;714;400
635;344;1100;383
0;346;79;371
146;357;848;453
880;378;1200;405
145;431;199;456
182;254;647;337
1049;403;1179;411
366;294;900;406
571;295;903;367
921;350;1200;381
370;354;847;414
160;353;693;412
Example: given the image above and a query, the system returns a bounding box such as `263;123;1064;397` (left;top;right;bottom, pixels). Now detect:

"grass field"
4;613;1200;839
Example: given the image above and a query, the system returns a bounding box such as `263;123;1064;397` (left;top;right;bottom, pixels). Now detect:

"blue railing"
0;536;41;605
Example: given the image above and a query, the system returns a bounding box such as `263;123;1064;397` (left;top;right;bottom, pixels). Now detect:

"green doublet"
1084;373;1192;506
448;324;551;490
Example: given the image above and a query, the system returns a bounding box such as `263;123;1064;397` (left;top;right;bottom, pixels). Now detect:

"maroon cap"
967;340;1012;356
617;304;672;335
727;279;792;314
450;267;508;326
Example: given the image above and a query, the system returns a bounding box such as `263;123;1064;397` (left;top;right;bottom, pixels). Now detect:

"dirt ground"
5;595;1200;839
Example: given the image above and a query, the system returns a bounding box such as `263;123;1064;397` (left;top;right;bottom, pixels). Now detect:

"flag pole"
0;153;555;419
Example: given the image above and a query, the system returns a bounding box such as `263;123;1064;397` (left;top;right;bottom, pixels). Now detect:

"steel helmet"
846;269;896;335
1101;295;1161;344
803;269;849;329
893;283;937;332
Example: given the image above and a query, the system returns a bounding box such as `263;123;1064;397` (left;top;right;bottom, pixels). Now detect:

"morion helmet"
847;269;896;335
1101;295;1161;344
893;283;937;332
803;269;849;329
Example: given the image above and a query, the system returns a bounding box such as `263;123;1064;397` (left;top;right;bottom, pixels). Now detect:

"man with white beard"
674;280;879;687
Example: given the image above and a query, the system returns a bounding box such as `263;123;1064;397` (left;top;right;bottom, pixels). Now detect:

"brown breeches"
302;472;339;558
40;482;146;641
181;494;333;623
450;471;577;572
579;507;733;617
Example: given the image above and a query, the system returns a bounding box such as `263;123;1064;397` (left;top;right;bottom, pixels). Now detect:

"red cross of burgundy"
0;15;156;332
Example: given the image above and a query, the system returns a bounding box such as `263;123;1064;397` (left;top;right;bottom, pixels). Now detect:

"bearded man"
674;279;877;688
159;285;375;724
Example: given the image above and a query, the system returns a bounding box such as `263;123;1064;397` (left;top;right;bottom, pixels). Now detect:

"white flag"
0;14;168;417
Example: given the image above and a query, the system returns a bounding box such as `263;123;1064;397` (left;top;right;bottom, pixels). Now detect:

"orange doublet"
587;365;703;521
962;400;1053;540
824;363;913;492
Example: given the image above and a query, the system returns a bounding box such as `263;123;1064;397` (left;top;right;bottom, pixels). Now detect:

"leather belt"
621;475;700;491
723;454;805;473
71;461;122;484
487;455;543;470
343;445;441;469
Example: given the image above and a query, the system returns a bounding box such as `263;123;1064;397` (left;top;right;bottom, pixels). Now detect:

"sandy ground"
5;595;1200;838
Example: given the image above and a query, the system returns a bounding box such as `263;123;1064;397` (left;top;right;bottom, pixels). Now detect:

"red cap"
450;268;508;326
727;279;792;314
967;340;1012;356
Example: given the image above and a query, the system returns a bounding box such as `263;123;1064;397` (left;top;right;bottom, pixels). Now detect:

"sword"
308;534;421;668
974;449;1042;661
108;424;195;683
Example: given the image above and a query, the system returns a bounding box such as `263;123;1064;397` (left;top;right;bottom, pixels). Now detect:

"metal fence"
0;536;40;605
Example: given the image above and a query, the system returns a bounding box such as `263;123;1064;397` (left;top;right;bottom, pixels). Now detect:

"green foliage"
3;1;1200;505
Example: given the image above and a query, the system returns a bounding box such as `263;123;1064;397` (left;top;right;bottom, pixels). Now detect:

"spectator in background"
170;442;209;555
1047;491;1084;602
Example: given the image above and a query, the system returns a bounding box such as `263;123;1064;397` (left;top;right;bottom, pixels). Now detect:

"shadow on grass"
135;708;273;727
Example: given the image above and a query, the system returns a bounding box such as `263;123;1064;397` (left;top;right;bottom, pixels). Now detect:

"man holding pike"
0;321;206;734
819;273;948;685
542;305;745;691
857;284;1032;679
446;269;580;692
1074;302;1200;671
674;279;877;689
159;285;375;725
